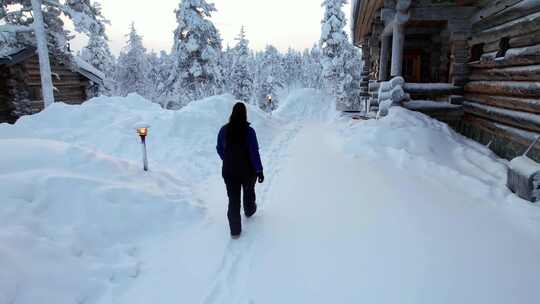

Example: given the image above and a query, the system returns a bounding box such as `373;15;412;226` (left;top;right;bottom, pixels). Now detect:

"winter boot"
245;203;257;218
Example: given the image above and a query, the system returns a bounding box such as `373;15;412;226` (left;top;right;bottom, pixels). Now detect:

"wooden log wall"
461;0;540;162
0;66;16;123
0;54;91;123
23;56;90;106
5;64;35;118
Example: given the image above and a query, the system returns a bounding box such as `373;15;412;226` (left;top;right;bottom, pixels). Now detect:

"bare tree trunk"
31;0;55;108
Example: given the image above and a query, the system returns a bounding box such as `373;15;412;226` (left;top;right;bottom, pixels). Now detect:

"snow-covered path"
245;122;540;303
1;91;539;304
106;121;540;304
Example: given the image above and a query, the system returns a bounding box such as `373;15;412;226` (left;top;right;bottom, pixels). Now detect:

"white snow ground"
0;90;539;304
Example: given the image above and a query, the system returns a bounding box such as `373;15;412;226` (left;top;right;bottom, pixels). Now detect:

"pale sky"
71;0;352;55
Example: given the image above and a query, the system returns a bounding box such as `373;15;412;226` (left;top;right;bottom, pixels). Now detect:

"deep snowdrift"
0;94;277;183
0;93;278;304
0;139;201;304
273;88;337;122
0;90;539;304
341;107;540;237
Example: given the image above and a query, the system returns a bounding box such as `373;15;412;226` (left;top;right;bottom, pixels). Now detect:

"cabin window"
496;37;510;58
470;43;484;62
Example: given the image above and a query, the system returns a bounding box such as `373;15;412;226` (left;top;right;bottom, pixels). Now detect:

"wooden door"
404;50;422;83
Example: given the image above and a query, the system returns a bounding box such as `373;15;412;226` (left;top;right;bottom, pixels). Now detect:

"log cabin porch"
352;0;540;162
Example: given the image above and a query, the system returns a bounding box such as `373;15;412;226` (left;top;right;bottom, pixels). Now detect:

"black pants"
224;175;257;235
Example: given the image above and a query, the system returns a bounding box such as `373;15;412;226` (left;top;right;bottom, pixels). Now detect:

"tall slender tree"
78;1;114;76
115;23;148;97
230;26;253;103
302;44;324;89
341;44;363;110
320;0;362;110
166;0;223;109
320;0;348;104
283;48;303;88
256;45;284;111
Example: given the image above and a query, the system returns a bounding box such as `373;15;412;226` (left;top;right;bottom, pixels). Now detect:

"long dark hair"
226;102;249;144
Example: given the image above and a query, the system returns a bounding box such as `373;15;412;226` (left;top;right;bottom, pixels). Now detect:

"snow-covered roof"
0;47;25;60
73;56;105;85
0;47;104;84
351;0;362;30
0;47;31;65
351;0;363;45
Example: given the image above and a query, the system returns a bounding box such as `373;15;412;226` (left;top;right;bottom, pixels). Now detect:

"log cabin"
0;48;104;124
352;0;540;162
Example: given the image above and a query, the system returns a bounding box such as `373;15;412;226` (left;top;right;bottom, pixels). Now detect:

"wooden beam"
464;93;540;114
27;80;88;87
410;7;477;21
510;30;540;48
464;101;540;132
468;44;540;68
471;0;522;24
460;114;540;160
465;80;540;97
470;10;540;45
379;35;391;81
356;0;385;44
473;0;540;32
469;64;540;81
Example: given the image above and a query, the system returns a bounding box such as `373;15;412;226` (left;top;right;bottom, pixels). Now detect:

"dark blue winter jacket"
217;124;263;176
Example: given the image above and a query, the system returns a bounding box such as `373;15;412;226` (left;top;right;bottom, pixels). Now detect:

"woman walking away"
217;103;264;239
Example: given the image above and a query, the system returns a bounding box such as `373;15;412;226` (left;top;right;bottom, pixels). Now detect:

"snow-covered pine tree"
1;0;110;107
283;48;303;88
156;51;173;101
0;5;24;57
340;44;363;110
302;44;324;89
229;26;254;103
256;45;284;112
221;44;235;92
144;51;161;100
166;0;223;109
145;51;174;103
115;23;148;97
80;30;114;96
320;0;354;110
78;1;114;77
65;0;108;36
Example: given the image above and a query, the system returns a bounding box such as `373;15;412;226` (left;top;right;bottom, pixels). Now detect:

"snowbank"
0;139;201;304
0;93;276;304
273;89;337;122
0;94;277;183
340;107;517;202
1;90;539;304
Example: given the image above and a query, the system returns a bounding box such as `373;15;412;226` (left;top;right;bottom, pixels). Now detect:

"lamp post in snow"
136;125;150;171
267;95;274;116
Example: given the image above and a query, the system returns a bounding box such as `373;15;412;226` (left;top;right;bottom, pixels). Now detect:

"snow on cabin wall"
458;1;540;162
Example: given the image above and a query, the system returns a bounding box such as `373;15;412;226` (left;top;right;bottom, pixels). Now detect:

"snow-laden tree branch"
0;24;34;33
